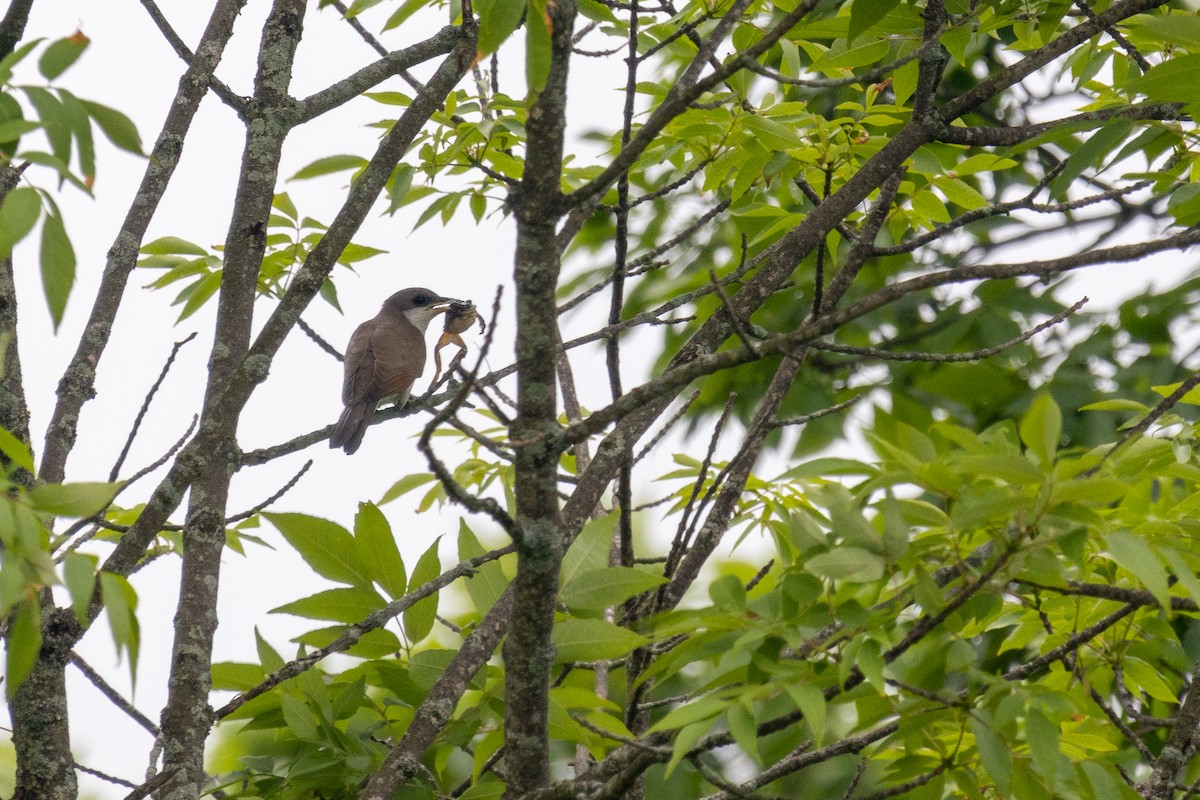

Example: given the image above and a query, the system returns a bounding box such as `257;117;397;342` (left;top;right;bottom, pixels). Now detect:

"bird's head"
383;287;463;331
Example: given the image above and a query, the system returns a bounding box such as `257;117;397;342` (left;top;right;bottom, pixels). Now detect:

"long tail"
330;403;370;454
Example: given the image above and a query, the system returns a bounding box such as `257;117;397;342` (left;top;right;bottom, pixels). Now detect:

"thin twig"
772;394;864;429
54;416;198;561
1076;0;1151;71
808;297;1086;363
121;767;178;800
74;762;137;790
417;288;516;534
215;542;517;719
842;758;868;800
226;459;313;522
69;652;161;737
109;332;197;481
138;0;247;114
710;269;758;358
853;762;949;800
632;390;700;466
328;0;427;94
1086;369;1200;476
297;318;343;361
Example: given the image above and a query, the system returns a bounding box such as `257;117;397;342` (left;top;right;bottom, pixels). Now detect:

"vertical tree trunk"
503;0;577;794
157;3;306;797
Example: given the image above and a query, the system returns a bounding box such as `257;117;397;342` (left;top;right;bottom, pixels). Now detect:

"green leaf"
354;502;407;599
264;512;372;588
142;236;207;256
1026;708;1059;782
803;547;884;583
379;472;436;504
810;39;890;72
526;0;552;95
337;243;386;264
1080;398;1149;413
272;192;298;220
1152;380;1200;406
0;39;41;84
1159;547;1200;609
648;694;731;733
280;694;320;741
40;210;75;330
858;638;884;689
849;0;899;42
270;586;386;622
0;425;34;473
5;599;41;698
741;114;803;150
458;520;508;615
404;537;442;643
1104;532;1171;610
1130;54;1200;104
552;618;649;662
1018;393;1061;465
23;87;70;167
1129;12;1200;50
785;683;826;745
81;100;143;155
175;270;221;322
383;0;430;31
291;154;368;181
560;511;616;589
28;481;117;517
0;119;37;148
1123;657;1179;704
911;189;950;223
475;0;525;58
319;277;341;312
345;0;387;16
970;716;1012;796
664;721;708;777
55;90;93;186
62;553;97;625
1049;120;1134;197
937;177;988;210
38;33;90;80
470;192;487;223
211;661;266;691
99;572;139;685
0;187;42;257
255;628;285;673
561;566;666;611
708;574;746;613
726;701;762;765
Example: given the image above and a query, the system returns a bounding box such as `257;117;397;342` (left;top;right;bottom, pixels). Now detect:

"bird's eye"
413;294;429;305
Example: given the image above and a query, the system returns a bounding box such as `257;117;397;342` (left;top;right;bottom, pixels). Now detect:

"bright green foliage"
136;193;386;321
0;35;140;328
0;438;124;696
209;394;1200;797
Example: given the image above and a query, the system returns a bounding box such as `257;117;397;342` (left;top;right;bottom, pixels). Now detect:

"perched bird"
330;287;462;454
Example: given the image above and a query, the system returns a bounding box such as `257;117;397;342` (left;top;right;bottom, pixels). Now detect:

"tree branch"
39;0;247;485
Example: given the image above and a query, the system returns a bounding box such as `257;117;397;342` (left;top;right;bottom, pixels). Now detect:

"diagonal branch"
138;0;247;114
39;0;248;485
296;26;465;122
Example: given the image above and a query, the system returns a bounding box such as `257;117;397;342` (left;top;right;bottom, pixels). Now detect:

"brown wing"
342;314;428;407
341;319;380;406
369;315;427;404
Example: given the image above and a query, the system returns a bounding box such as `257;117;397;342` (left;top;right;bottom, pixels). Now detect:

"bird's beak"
431;297;468;314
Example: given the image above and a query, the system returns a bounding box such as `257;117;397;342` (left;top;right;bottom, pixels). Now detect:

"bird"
330;287;462;454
